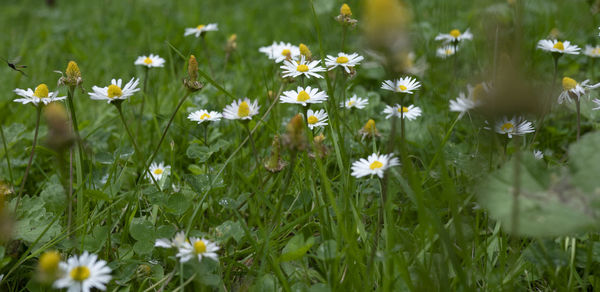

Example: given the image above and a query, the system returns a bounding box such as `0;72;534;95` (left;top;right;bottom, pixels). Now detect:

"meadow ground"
2;0;600;291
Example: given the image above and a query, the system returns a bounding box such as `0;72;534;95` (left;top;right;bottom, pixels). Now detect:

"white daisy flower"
88;78;140;104
148;162;170;181
383;104;422;120
381;76;421;94
584;45;600;58
280;86;328;106
351;153;400;179
188;110;222;124
493;116;535;138
558;77;600;104
259;42;300;63
306;109;328;129
53;251;112;292
223;98;260;120
134;54;165;68
280;56;325;79
436;45;457;59
184;23;218;37
340;94;368;109
325;52;364;73
537;39;580;55
13;84;66;106
155;231;187;249
176;237;220;263
435;28;473;43
533;150;544;160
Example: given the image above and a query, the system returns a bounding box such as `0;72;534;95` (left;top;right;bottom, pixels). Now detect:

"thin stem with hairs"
14;106;42;213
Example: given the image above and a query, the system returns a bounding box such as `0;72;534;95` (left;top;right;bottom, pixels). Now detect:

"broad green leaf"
316;239;338;261
129;217;154;242
215;220;244;243
280;233;315;262
186;144;214;163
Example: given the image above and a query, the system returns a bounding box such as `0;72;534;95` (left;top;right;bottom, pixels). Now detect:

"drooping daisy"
325;52;364;73
281;56;325;79
259;42;300;63
383;104;422;120
537;39;580;55
533;149;544;160
584;45;600;58
184;23;218;37
306;109;328;129
449;83;491;117
13;84;66;106
558;77;599;104
493;116;535;138
88;78;140;103
134;54;165;68
148;162;170;181
280;86;328;106
223;98;260;120
351;153;400;179
340;94;369;109
381;76;421;94
436;45;457;59
435;28;473;43
155;231;187;249
176;237;220;263
53;251;112;292
188;110;222;124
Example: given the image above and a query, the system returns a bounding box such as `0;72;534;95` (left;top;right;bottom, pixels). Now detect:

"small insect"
1;56;28;76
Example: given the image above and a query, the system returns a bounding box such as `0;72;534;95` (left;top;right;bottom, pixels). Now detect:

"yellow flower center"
107;84;123;99
336;56;349;64
398;85;407;91
369;160;383;170
297;91;310;102
153;168;164;175
348;100;355;106
299;43;311;57
196;24;205;30
143;57;153;64
553;41;564;51
501;122;514;132
281;49;291;56
445;49;453;55
472;84;486;101
450;29;461;38
397;106;409;113
562;77;577;91
70;266;91;282
594;48;600;55
307;115;318;124
33;84;49;98
297;64;309;72
238;101;250;117
340;3;352;16
200;113;211;120
39;251;60;272
194;240;207;254
363;119;376;132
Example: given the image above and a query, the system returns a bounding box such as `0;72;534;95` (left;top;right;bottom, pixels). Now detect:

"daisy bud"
226;34;238;53
359;119;380;139
58;61;83;88
310;134;329;159
39;250;60;274
264;135;287;172
364;0;410;55
340;3;352;16
283;114;307;151
299;43;312;60
184;55;204;92
44;102;74;151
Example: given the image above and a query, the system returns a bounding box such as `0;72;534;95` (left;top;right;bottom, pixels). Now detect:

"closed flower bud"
310;134;328;158
184;55;204;91
44;102;74;151
340;3;352;16
359;119;380;139
264;135;287;172
283;114;307;151
226;34;238;52
57;61;83;88
299;43;312;60
336;3;358;26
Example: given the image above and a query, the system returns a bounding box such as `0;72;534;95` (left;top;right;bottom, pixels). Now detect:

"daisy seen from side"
537;39;580;55
259;42;300;63
223;98;260;120
134;54;165;68
184;23;218;37
281;56;325;79
325;52;364;73
493;116;535;138
558;77;599;104
280;86;328;106
340;94;368;109
381;76;421;94
188;110;222;124
435;28;473;43
383;104;422;120
88;78;140;104
14;84;66;106
436;45;457;59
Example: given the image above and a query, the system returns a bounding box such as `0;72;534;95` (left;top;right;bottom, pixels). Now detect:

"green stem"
66;87;85;239
0;125;14;187
576;97;581;141
14;106;42;213
243;122;263;184
138;66;149;137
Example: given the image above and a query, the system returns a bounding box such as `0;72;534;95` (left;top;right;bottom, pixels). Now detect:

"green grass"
2;0;600;291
